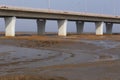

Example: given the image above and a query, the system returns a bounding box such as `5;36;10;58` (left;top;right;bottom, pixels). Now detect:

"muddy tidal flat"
0;33;120;80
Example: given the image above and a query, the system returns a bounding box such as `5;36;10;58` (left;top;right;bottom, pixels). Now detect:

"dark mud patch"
0;39;58;49
0;74;67;80
0;36;102;52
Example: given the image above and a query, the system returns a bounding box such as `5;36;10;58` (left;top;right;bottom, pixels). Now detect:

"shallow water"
0;39;120;75
80;40;120;60
81;40;120;49
0;45;97;75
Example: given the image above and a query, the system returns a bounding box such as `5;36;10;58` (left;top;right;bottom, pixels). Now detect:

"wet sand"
0;33;120;80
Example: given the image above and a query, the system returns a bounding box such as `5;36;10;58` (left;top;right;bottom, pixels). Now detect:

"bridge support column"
4;17;16;36
95;22;104;35
106;23;113;34
36;19;46;35
58;20;67;36
76;21;84;34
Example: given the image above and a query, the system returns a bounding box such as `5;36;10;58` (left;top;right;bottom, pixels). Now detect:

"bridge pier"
4;17;16;36
95;22;104;35
106;23;113;34
36;19;46;35
58;20;67;36
76;21;84;34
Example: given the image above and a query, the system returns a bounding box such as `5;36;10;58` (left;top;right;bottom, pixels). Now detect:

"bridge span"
0;6;120;36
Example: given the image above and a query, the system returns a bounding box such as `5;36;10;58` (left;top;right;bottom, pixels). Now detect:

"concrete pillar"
76;21;84;34
36;19;46;35
58;19;67;36
95;22;104;35
4;17;16;36
106;23;113;34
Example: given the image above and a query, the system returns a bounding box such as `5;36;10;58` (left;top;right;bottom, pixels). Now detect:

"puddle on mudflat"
0;39;120;75
0;45;97;64
80;40;120;60
0;45;99;75
80;40;120;49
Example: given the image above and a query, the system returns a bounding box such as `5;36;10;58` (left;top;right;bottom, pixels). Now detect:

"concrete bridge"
0;6;120;36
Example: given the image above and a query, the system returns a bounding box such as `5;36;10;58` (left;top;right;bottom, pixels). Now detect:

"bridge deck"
0;6;120;23
0;6;118;18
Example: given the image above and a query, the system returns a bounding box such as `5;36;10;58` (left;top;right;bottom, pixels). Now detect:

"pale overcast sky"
0;0;119;14
0;0;119;33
